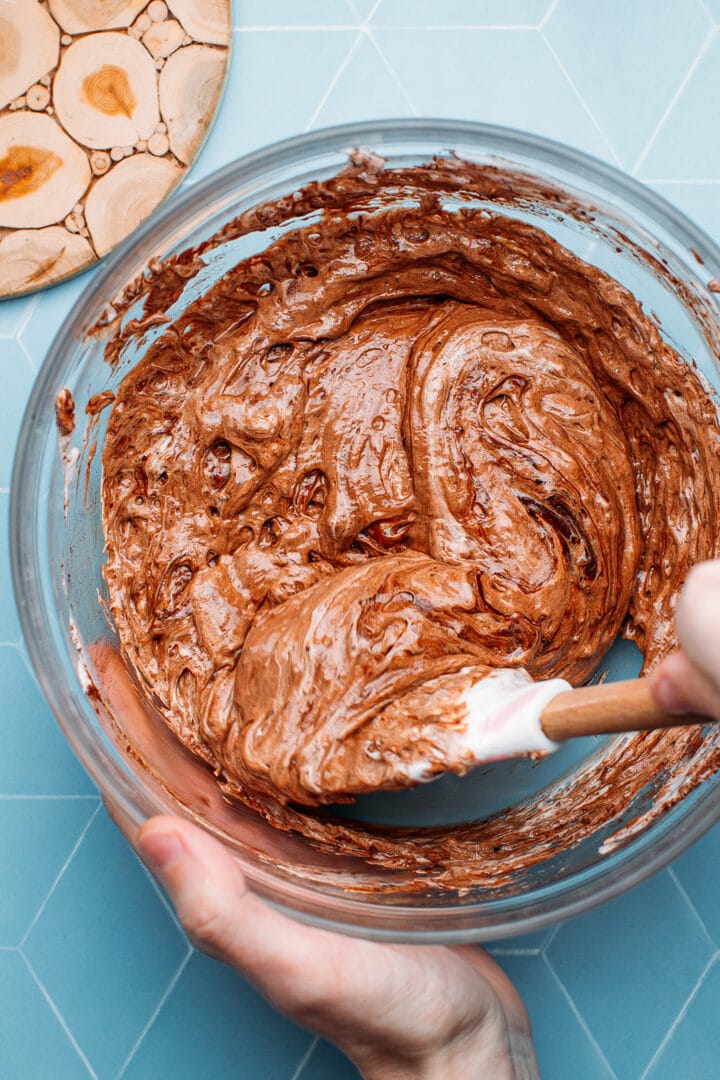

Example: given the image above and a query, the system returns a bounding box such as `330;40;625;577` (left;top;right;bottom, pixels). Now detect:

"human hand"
652;560;720;721
109;808;538;1079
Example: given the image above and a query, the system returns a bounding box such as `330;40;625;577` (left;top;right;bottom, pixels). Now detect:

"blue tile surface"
0;293;36;338
2;650;96;795
0;338;36;489
544;0;710;169
673;832;720;947
648;181;720;245
301;1038;361;1078
645;958;720;1079
0;799;96;946
18;274;89;372
311;34;415;127
640;34;720;179
3;3;720;1079
0;492;20;644
191;28;357;181
23;812;188;1078
488;925;556;953
122;951;313;1080
370;0;551;25
0;951;88;1080
237;0;358;26
546;871;714;1079
372;27;617;161
498;954;614;1079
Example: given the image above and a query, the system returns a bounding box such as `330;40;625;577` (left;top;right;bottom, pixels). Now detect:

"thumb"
651;561;720;721
674;560;720;690
136;816;342;1022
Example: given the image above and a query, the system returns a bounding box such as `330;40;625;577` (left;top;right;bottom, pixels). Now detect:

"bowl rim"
11;117;720;942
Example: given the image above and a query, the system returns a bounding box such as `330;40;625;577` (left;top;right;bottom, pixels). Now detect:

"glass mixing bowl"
11;120;720;942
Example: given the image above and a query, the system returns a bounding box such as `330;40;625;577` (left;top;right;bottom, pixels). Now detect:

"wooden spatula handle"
541;679;710;742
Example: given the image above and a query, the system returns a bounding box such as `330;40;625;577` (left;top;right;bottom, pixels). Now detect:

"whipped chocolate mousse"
99;156;720;888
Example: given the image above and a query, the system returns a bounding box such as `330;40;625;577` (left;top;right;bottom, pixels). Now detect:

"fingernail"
138;828;185;873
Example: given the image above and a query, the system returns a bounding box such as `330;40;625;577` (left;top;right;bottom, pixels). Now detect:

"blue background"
3;2;720;1077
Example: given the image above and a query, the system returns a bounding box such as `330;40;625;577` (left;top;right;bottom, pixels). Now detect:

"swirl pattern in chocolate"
101;156;720;888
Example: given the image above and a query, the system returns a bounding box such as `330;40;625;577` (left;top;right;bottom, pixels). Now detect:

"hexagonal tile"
0;951;88;1080
372;0;551;25
0;339;36;489
672;824;720;946
371;28;617;161
123;950;313;1080
0;492;20;644
312;35;415;128
0;798;96;946
23;811;187;1078
300;1038;361;1079
189;30;358;185
640;35;720;179
545;0;710;168
546;871;714;1078
497;955;614;1079
1;648;95;795
645;957;720;1079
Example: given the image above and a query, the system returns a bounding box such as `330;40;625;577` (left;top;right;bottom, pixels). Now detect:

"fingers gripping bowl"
11;121;720;941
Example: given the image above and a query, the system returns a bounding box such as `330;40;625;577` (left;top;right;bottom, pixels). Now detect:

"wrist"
354;1025;539;1080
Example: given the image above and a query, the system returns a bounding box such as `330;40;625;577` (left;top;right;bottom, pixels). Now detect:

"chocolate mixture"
100;157;720;889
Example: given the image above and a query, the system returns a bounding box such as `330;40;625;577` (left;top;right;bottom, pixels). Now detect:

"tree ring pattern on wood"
0;0;231;298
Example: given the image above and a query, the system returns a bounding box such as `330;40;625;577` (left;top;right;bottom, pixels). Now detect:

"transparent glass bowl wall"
11;120;720;942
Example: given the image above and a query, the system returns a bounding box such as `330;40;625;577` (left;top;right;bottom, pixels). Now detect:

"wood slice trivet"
0;0;231;298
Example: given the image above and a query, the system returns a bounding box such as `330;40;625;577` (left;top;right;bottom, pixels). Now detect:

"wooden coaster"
0;0;231;299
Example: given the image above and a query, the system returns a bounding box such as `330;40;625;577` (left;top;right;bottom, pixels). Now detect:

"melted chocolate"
100;157;720;889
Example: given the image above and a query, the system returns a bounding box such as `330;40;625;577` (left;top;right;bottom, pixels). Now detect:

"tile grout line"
290;1034;320;1080
0;794;100;800
346;0;382;22
639;951;718;1079
541;953;619;1079
21;951;98;1079
697;0;717;27
539;0;560;29
632;27;717;177
365;27;419;115
541;923;562;952
15;334;37;373
16;295;40;337
117;946;193;1077
539;28;624;169
304;29;366;131
365;23;542;29
19;802;101;949
667;866;716;949
488;947;547;956
231;17;554;31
